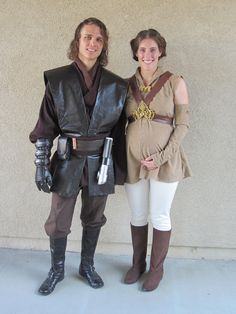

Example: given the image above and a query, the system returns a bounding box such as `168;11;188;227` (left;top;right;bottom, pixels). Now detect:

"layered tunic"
125;67;192;184
30;62;128;197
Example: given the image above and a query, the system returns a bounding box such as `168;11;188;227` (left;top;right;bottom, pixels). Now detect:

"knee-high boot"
38;237;67;295
124;224;148;284
79;226;104;288
142;229;171;292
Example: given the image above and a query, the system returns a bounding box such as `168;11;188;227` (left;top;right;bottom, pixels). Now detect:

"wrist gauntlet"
34;138;52;193
151;104;189;167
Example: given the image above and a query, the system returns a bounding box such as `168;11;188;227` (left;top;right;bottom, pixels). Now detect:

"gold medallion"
132;101;155;120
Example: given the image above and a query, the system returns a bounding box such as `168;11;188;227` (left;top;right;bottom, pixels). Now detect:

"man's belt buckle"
72;138;77;150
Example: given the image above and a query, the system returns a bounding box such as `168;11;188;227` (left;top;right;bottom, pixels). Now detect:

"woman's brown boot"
142;229;171;292
124;224;148;284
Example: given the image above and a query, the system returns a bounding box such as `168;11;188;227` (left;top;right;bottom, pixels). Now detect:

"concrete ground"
0;248;236;314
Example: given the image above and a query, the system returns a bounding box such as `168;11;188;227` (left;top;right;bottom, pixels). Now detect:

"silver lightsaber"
97;137;113;185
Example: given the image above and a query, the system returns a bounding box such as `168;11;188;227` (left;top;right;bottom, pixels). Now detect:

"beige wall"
1;0;236;260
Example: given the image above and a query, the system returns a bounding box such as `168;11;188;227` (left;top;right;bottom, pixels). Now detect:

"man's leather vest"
44;64;128;197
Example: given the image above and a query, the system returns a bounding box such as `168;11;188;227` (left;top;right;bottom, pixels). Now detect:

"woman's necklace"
139;85;152;93
139;71;158;93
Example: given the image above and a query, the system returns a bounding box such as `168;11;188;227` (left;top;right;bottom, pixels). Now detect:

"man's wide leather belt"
64;133;105;152
128;114;173;125
72;138;104;152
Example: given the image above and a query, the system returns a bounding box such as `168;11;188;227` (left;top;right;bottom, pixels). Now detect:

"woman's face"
136;38;162;72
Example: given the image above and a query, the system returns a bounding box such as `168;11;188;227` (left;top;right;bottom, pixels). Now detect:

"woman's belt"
128;114;173;125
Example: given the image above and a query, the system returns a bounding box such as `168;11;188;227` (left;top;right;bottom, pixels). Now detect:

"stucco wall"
1;0;236;259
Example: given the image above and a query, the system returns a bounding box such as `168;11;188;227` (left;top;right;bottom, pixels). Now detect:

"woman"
124;29;192;292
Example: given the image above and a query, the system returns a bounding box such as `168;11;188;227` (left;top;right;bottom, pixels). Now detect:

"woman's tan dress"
125;66;192;184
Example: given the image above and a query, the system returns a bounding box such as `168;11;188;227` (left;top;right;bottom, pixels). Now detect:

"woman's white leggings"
125;179;178;231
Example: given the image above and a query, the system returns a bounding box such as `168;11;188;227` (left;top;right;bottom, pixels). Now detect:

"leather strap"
128;114;173;125
72;138;104;152
63;133;105;152
129;71;173;106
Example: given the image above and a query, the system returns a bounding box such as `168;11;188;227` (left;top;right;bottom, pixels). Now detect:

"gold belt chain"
132;101;156;120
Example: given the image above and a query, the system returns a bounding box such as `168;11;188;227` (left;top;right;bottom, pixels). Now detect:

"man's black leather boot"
79;227;104;288
38;237;67;295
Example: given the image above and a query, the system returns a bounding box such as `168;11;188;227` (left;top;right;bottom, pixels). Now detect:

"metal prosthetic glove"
34;138;52;193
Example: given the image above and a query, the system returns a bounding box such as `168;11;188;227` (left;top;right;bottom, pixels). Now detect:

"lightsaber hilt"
97;137;113;185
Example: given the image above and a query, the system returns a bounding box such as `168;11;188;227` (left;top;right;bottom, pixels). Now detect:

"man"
29;17;128;295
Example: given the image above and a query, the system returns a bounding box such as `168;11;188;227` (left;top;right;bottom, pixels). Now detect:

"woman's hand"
141;156;158;170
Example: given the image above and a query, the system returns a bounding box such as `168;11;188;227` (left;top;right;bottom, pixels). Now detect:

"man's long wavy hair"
67;17;109;66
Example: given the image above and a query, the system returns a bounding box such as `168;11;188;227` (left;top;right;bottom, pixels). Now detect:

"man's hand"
34;138;52;193
35;165;52;193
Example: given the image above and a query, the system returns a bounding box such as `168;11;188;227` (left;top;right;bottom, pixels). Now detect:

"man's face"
78;24;104;67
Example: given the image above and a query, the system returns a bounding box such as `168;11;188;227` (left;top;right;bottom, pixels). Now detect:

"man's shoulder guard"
43;64;76;86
